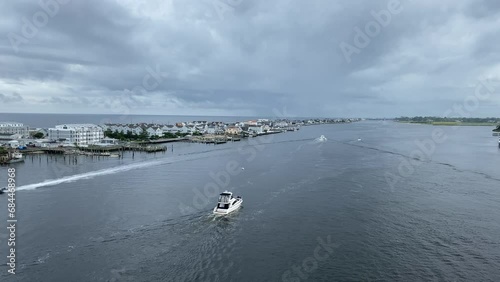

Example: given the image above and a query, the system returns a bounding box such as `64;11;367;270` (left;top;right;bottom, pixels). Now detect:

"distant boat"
12;152;23;158
0;187;7;194
0;151;24;165
317;135;327;142
6;158;24;164
357;138;362;141
213;191;243;215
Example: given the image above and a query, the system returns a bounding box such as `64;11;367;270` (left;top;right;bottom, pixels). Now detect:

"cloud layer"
1;0;499;117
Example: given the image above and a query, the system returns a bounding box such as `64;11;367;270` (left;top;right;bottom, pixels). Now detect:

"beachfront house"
175;125;190;134
146;126;163;137
248;125;264;134
225;126;242;135
162;125;178;134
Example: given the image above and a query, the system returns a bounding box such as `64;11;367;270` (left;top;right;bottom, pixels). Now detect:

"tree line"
104;129;201;141
396;116;500;123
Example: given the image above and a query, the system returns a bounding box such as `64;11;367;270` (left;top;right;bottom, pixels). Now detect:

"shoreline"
397;121;499;127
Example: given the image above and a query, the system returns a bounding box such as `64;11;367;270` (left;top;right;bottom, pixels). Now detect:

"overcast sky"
1;0;499;118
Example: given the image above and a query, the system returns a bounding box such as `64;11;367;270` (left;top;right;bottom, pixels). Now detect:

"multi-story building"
0;122;30;137
48;124;104;146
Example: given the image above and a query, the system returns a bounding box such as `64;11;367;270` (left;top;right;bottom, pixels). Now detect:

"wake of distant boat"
313;135;328;142
17;160;165;191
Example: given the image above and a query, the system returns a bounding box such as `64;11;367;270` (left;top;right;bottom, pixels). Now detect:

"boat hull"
0;158;24;165
213;199;243;215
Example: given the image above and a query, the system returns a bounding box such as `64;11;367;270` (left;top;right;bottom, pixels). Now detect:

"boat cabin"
217;191;233;209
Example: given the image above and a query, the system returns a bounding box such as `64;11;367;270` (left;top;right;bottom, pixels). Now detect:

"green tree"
139;128;149;140
163;132;176;138
104;129;113;138
126;130;133;139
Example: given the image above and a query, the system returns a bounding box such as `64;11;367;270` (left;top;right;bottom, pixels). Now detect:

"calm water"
0;120;499;281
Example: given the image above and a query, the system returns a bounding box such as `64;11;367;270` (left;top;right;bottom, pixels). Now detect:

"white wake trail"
17;160;165;191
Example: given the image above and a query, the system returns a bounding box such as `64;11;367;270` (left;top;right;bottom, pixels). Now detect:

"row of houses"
0;118;319;147
102;123;210;136
102;119;289;137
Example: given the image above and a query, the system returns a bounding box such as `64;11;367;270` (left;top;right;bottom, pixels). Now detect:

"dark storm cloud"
0;0;499;117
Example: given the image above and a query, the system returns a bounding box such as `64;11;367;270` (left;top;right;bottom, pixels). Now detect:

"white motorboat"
317;135;327;142
12;152;23;159
213;191;243;215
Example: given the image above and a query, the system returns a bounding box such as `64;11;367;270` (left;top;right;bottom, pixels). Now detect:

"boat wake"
313;135;328;143
17;160;165;191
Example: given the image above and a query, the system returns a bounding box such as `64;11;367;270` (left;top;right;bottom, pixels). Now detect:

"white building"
93;137;119;147
48;124;104;146
0;122;30;137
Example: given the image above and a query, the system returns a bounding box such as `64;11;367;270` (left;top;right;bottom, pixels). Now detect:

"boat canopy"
218;193;232;204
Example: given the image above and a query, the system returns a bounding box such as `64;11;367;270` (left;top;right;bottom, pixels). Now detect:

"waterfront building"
248;125;264;134
146;126;163;137
0;122;30;137
93;137;119;147
225;126;242;135
48;124;104;146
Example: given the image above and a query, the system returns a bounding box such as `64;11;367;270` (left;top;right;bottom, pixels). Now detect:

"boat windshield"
218;194;231;203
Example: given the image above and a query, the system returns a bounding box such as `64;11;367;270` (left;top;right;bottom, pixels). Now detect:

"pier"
139;138;188;144
21;144;167;156
189;136;230;144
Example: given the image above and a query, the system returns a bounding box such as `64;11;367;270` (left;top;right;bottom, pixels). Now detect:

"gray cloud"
0;92;24;103
0;0;499;117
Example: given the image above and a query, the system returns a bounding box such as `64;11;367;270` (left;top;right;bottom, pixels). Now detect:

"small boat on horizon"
213;191;243;215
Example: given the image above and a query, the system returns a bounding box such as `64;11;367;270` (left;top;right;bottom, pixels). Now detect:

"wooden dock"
190;136;230;144
139;138;188;144
23;144;167;155
124;145;167;152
